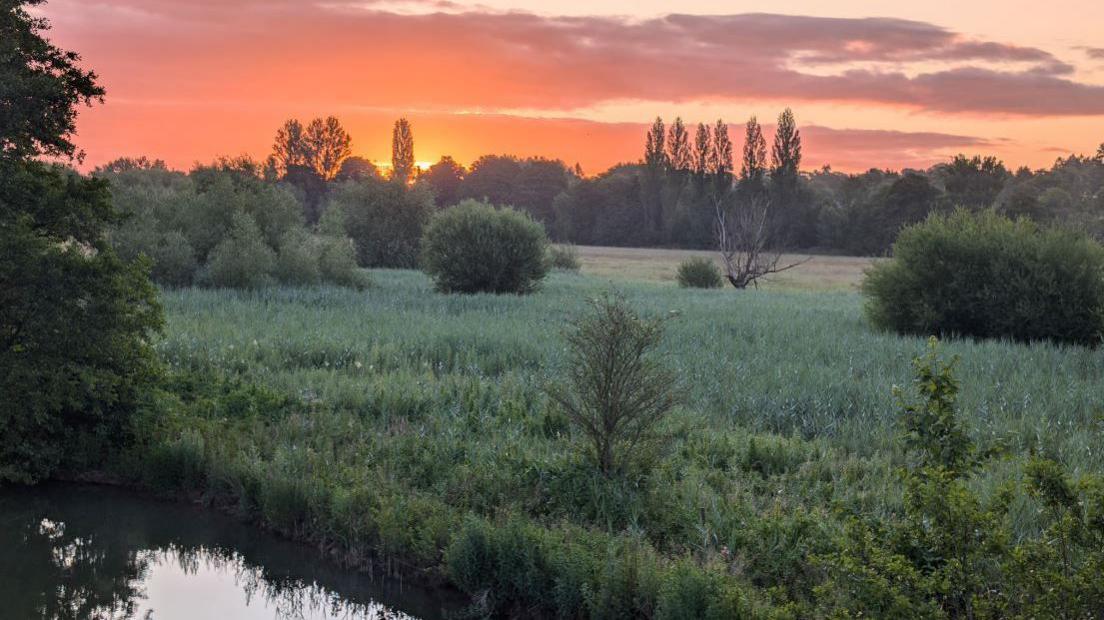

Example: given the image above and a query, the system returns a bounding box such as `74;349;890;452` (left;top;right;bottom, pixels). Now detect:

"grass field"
574;245;876;291
138;262;1104;615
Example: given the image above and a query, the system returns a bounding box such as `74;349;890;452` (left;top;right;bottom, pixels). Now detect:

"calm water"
0;484;466;620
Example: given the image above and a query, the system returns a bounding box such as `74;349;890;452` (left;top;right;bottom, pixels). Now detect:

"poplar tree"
693;122;712;176
740;116;768;190
666;117;692;172
644;117;668;171
391;117;415;184
771;108;802;180
709;119;733;189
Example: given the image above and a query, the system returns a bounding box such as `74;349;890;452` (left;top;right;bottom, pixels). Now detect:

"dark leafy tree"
770;108;802;181
709;119;733;185
739;116;768;196
692;122;711;176
1;0;163;483
335;178;433;268
667;117;691;172
303;116;351;180
937;154;1009;210
421;155;466;207
270;119;310;176
644;117;668;171
391;117;415;184
335;156;380;182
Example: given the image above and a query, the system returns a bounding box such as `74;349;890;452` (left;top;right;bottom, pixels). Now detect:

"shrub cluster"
421;200;549;294
863;209;1104;345
330;179;434;268
547;244;581;271
676;257;724;288
103;163;367;289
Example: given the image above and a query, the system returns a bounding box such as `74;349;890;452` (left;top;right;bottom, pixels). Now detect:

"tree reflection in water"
0;485;455;620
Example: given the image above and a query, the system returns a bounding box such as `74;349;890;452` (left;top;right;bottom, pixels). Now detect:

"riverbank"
96;268;1104;617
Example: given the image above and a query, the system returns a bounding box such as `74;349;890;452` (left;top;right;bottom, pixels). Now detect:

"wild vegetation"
6;1;1104;617
123;274;1104;617
865;210;1104;345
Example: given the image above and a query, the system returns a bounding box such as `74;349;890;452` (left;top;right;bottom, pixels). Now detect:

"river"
0;484;467;619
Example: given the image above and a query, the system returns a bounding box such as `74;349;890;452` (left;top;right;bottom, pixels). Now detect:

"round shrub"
318;236;370;290
202;213;276;289
274;231;321;286
676;257;723;289
863;209;1104;345
421;200;549;294
149;231;198;287
547;244;581;271
334;179;434;268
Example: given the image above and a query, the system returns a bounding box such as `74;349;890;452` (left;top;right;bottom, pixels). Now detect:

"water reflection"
0;484;463;620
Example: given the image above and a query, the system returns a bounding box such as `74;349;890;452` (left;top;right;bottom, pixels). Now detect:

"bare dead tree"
713;193;809;289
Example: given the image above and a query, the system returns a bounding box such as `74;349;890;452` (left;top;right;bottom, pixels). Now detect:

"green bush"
676;257;724;288
148;231;198;287
274;231;321;286
318;236;369;290
547;244;581;271
203;212;276;289
421;200;549;294
863;210;1104;345
334;179;434;268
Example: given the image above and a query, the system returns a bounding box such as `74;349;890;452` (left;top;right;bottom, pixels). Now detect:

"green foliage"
333;179;433;268
0;4;162;484
547;243;581;271
100;275;1104;616
317;236;369;290
274;230;321;286
815;340;1104;618
546;293;680;475
676;257;723;288
421;200;549;294
863;209;1104;345
203;212;276;289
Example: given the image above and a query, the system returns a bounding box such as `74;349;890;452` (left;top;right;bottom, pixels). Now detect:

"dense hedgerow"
676;257;724;288
421;200;549;294
863;209;1104;345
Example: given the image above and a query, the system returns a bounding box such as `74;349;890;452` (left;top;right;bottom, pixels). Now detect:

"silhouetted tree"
709;119;733;195
644;117;668;171
271;119;310;173
1;0;162;482
335;156;380;182
667;117;691;172
391;118;415;184
693;123;711;177
304;116;351;180
770;108;811;245
422;155;465;207
771;108;802;181
270;116;350;181
937;154;1009;210
739;116;768;197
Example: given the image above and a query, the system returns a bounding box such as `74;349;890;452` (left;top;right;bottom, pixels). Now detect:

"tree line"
199;113;1104;259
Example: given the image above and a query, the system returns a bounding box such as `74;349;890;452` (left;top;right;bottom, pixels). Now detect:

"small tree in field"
714;193;807;289
546;294;680;475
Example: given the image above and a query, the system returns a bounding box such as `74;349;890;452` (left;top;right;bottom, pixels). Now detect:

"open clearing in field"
574;245;877;291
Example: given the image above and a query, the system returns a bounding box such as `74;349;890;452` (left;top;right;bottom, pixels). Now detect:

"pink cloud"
42;2;1104;116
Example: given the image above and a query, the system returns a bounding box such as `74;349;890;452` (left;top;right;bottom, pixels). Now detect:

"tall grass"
141;269;1104;613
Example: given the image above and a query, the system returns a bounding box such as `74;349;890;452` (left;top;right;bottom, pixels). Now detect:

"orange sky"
39;0;1104;174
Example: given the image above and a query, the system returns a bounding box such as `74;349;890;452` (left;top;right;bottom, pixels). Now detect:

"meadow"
138;264;1104;615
